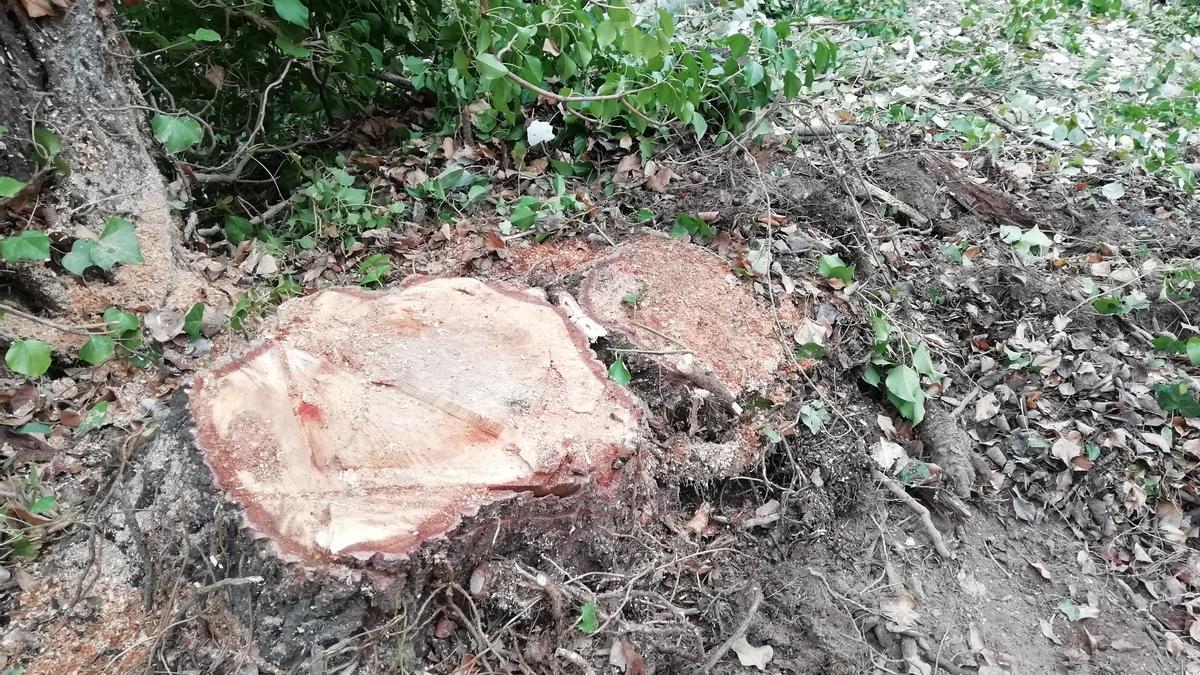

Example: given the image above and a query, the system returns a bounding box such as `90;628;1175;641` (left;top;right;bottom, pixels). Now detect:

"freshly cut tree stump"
24;278;646;669
191;277;643;564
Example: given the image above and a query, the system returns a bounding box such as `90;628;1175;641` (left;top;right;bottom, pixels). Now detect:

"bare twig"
702;583;764;673
0;302;106;336
874;470;952;559
979;109;1064;152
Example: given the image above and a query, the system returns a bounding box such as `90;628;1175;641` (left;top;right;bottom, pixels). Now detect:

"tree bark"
0;0;212;348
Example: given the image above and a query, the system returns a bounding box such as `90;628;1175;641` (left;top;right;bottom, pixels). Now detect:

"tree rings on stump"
190;277;643;565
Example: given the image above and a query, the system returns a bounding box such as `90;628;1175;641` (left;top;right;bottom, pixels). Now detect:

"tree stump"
29;278;645;670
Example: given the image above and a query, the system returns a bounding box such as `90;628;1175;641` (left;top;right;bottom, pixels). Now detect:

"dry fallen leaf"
615;154;641;175
975;393;1000;421
645;164;673;193
871;439;908;472
608;640;646;675
1040;618;1063;645
19;0;71;18
683;501;711;533
730;636;773;670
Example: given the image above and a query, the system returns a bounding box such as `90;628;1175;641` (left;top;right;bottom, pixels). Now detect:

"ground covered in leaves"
2;0;1200;673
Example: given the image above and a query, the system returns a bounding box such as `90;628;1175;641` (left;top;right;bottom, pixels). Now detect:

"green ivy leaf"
818;254;854;284
103;307;140;335
795;342;827;360
596;20;616;49
1155;381;1200;418
897;458;931;485
62;239;97;275
5;340;52;377
886;365;922;401
187;28;221;42
90;218;143;270
151;115;204;154
184;302;205;338
77;400;109;435
1092;296;1124;315
358;253;392;287
799;403;830;434
0;231;51;262
78;335;116;366
33;127;60;162
1187;338;1200;367
475;54;510;79
273;0;310;28
0;176;24;198
15;422;51;435
275;36;311;58
911;343;943;380
225;215;255;245
886;364;926;424
608;358;631;386
578;602;599;634
29;494;57;515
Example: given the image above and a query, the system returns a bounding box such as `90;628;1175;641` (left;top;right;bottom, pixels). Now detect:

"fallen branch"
979;109;1064;152
702;583;763;673
874;470;952;559
859;178;930;226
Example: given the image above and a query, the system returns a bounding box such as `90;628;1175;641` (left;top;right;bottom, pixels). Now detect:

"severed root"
875;470;953;559
702;583;764;673
555;648;597;675
919;404;977;499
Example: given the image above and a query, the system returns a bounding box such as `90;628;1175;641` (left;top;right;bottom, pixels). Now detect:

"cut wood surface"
579;235;788;398
190;278;642;564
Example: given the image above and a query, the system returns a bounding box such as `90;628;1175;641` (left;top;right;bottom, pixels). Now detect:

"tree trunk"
0;0;210;348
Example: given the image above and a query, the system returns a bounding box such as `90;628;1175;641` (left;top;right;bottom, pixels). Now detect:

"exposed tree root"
874;470;952;559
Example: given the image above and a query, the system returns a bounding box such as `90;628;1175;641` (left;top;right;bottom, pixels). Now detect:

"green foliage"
578;601;599;634
608;358;631;385
1152;334;1200;366
0;231;51;263
78;335;116;366
1092;291;1148;315
671;213;714;240
358;253;392;286
103;308;140;334
817;254;854;284
0;177;23;198
998;225;1053;257
62;218;144;275
885;364;925;425
795;342;827;360
119;0;842;179
1155;381;1200;418
184;302;205;338
862;312;940;425
1162;266;1198;300
152;114;204;154
78;400;109;435
799;403;830;433
5;340;52;377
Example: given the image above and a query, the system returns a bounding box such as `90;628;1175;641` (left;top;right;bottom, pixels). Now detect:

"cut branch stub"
190;278;642;564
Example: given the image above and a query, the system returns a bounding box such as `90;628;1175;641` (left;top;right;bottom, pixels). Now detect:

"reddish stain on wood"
297;401;323;422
